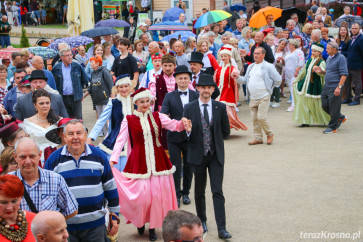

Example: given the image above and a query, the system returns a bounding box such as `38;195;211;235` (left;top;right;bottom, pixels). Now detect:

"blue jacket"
307;39;328;61
52;61;89;101
44;70;57;90
3;86;17;116
347;34;363;70
111;45;120;58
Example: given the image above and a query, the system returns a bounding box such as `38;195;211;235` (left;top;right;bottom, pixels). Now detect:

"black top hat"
196;73;216;86
29;70;48;82
188;52;204;66
173;65;192;78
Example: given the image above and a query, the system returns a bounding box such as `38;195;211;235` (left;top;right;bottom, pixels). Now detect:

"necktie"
203;104;209;126
192;75;197;88
179;91;187;95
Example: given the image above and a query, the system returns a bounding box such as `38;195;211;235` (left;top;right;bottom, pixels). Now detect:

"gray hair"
315;14;322;19
241;26;252;38
255;46;266;54
278;38;288;44
148;41;159;48
206;31;216;37
288;38;299;48
221;32;232;38
311;29;322;38
63;119;87;134
14;137;40;155
286;19;296;27
59;47;72;56
274;27;283;35
291;13;298;18
57;43;69;50
328;41;339;50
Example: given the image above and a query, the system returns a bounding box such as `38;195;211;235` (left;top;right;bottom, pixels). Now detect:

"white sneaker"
286;100;292;104
286;106;294;112
272;103;280;108
269;102;273;107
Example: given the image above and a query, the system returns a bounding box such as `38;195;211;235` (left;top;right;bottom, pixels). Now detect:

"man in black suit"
161;65;199;208
15;70;68;121
183;74;232;239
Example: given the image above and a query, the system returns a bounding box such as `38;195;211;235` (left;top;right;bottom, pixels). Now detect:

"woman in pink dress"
110;88;189;241
214;47;248;131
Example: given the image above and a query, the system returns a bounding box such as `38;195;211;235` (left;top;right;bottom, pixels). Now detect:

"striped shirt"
10;167;78;217
44;144;120;231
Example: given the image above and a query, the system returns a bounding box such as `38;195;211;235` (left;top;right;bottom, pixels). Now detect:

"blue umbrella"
48;36;94;51
149;21;189;31
162;7;185;22
230;4;247;12
28;47;58;60
80;27;119;38
95;19;130;28
162;31;196;42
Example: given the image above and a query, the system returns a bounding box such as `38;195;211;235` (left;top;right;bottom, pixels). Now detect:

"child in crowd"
139;53;163;88
41;7;47;25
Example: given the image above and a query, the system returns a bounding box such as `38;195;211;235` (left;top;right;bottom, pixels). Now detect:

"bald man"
175;40;190;70
31;211;69;242
31;56;57;90
146;41;161;71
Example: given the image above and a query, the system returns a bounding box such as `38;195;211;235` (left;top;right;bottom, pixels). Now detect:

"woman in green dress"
293;43;330;126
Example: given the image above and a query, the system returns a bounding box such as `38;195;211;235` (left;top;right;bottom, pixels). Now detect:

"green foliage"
20;24;30;48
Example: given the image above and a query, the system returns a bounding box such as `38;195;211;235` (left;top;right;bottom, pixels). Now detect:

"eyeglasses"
62;54;73;57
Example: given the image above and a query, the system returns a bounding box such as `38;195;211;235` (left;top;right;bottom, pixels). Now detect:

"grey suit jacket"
15;92;69;121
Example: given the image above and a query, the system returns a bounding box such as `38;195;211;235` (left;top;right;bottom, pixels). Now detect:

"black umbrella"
335;15;362;28
80;27;119;38
275;7;307;29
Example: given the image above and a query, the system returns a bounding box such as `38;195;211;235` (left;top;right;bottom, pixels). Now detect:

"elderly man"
175;13;187;26
15;70;68;120
321;7;332;27
52;47;89;119
146;41;161;71
3;69;26;116
259;14;274;32
307;29;328;60
286;19;299;38
175;40;190;70
31;56;57;90
31;211;69;242
51;43;71;67
10;137;78;217
162;210;203;242
342;22;363;106
0;15;11;48
44;119;120;242
232;18;247;40
320;41;348;134
243;32;275;64
291;13;302;35
136;26;153;44
217;33;243;72
242;47;282;145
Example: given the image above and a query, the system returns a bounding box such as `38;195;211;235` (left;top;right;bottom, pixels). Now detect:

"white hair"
286;19;296;27
311;29;322;38
14;137;40;155
59;47;72;56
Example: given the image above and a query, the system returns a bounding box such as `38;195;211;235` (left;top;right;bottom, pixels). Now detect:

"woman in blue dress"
87;74;133;171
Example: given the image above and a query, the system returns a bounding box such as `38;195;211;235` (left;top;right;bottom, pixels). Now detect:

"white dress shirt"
192;71;201;86
178;88;189;107
198;98;212;123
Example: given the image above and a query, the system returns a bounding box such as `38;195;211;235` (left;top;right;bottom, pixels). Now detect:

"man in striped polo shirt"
45;119;120;241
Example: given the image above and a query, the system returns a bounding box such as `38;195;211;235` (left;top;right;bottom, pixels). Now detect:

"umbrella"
162;31;196;42
48;36;94;51
149;21;190;31
162;7;185;22
275;7;307;28
194;10;232;29
27;47;58;60
230;4;247;12
249;7;282;29
80;27;119;38
95;19;130;28
0;47;21;59
335;15;362;28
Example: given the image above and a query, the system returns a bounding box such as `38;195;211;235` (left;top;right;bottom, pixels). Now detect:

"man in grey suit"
15;70;68;120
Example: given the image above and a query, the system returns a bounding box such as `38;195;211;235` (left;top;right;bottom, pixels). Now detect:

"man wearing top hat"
15;70;68;121
160;65;199;208
182;73;232;239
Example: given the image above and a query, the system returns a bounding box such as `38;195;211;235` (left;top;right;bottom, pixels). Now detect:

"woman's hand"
182;117;192;133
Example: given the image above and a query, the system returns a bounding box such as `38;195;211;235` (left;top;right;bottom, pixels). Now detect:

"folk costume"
293;43;330;125
88;75;133;171
110;88;185;229
139;53;163;88
215;47;248;131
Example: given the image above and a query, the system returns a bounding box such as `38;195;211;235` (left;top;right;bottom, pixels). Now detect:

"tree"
20;24;30;48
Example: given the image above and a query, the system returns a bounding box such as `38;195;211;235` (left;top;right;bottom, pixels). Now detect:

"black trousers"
344;69;362;102
168;141;193;199
193;152;226;230
321;86;344;130
62;95;83;119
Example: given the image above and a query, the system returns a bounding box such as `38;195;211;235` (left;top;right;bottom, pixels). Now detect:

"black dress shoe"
218;230;232;239
182;195;191;205
149;228;157;241
137;225;145;235
201;222;208;234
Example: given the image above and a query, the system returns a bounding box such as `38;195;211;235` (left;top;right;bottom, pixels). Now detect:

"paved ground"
81;88;363;242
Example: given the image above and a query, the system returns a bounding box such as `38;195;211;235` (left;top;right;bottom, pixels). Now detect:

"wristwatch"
338;85;343;89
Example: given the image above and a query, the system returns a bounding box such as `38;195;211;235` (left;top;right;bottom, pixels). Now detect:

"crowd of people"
0;0;361;241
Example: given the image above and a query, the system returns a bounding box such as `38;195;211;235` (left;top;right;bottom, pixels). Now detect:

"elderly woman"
110;88;189;241
238;26;255;55
0;175;36;241
87;75;134;172
0;147;18;175
301;23;313;52
185;37;196;55
271;38;288;108
273;27;284;46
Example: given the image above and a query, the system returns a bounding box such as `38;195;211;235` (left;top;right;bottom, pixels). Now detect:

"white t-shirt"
248;63;269;100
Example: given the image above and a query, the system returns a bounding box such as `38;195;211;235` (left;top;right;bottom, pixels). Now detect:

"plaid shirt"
10;167;78;216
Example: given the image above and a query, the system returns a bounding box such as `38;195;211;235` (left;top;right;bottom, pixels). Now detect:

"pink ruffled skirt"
112;167;178;229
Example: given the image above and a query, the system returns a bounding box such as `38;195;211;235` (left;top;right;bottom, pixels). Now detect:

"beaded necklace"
0;209;28;241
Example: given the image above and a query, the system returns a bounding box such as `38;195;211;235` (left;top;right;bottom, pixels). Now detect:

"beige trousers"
249;95;273;141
